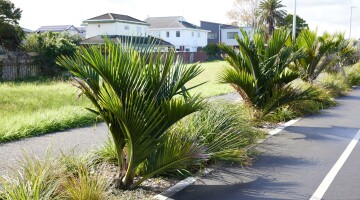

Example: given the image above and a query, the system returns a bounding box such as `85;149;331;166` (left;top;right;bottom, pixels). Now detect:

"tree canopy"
0;0;24;50
279;14;309;37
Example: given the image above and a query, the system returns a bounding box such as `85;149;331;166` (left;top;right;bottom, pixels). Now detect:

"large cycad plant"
295;29;339;82
219;29;320;117
57;38;207;189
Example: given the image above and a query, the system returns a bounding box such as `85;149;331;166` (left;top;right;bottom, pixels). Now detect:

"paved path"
0;92;241;176
171;87;360;200
0;123;109;175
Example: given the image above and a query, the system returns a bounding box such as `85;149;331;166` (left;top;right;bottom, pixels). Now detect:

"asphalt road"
171;87;360;200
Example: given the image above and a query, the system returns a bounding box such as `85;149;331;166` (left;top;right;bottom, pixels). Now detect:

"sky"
11;0;360;39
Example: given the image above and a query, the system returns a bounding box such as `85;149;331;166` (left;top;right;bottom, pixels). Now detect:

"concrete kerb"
153;117;302;200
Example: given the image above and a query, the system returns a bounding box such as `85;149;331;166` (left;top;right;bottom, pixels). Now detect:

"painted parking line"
310;129;360;200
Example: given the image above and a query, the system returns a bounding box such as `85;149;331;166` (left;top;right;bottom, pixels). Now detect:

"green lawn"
0;81;95;142
186;60;234;98
0;60;234;142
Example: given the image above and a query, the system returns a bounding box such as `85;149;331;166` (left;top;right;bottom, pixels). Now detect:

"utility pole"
350;6;356;39
292;0;297;41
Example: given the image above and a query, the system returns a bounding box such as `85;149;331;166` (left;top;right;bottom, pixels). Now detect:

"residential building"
145;16;209;52
80;35;174;51
200;21;253;46
35;25;82;36
76;26;86;38
82;13;149;38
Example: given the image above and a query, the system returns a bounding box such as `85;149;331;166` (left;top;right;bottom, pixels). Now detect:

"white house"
200;21;253;47
35;25;82;36
145;16;209;52
82;13;149;38
220;25;253;46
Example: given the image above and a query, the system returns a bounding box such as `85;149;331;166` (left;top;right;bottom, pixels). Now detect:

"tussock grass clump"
346;63;360;86
0;152;109;200
320;73;351;97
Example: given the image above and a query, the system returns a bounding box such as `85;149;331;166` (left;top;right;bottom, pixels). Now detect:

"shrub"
202;44;222;60
22;32;81;76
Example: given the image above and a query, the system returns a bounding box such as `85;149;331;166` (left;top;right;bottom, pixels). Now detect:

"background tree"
226;0;259;26
279;14;309;38
0;0;24;50
22;32;81;76
256;0;286;35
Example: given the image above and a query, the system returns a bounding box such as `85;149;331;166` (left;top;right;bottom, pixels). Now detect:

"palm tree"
218;29;321;117
57;38;207;189
257;0;286;35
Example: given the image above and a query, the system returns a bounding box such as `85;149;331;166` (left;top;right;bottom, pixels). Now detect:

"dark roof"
80;35;174;46
200;21;239;29
36;25;80;33
144;16;207;31
85;13;148;25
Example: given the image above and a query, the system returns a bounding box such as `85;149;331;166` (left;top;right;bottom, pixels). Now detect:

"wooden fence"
0;53;40;81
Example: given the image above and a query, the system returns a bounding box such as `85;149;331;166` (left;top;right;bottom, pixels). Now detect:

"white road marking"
310;129;360;200
268;118;301;136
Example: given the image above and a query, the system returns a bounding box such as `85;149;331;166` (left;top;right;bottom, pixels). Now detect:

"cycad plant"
57;38;207;189
295;29;342;82
218;29;321;118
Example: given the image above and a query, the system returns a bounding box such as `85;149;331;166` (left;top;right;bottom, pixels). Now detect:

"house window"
192;32;194;37
137;27;141;34
166;31;170;37
227;32;238;39
124;25;129;30
208;32;217;39
176;31;180;37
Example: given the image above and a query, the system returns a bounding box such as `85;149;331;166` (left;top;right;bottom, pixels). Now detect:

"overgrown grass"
0;80;95;142
346;63;360;86
186;60;234;98
0;60;233;143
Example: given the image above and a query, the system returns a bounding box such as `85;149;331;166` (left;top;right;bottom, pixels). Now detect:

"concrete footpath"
171;87;360;200
0;123;108;175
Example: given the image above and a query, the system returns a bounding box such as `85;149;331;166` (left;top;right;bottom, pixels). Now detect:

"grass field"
0;60;234;142
0;81;95;142
186;60;234;97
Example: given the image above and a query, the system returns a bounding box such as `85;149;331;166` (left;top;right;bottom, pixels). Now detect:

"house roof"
76;26;86;33
80;35;174;46
22;27;33;33
84;13;148;25
200;20;252;29
36;25;80;33
145;16;207;31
